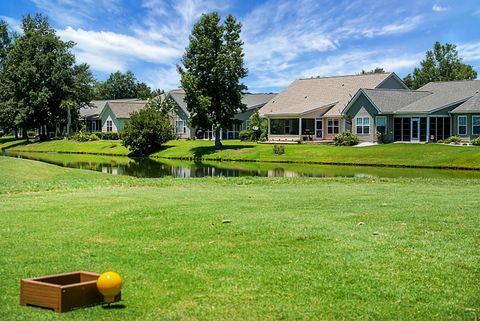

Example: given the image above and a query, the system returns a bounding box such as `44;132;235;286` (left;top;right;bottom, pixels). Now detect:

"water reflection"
3;151;480;180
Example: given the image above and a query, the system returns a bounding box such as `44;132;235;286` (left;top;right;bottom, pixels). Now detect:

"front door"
315;119;322;139
411;118;420;141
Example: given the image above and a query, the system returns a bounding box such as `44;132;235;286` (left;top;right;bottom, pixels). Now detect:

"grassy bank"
7;139;129;155
0;156;479;320
7;138;480;169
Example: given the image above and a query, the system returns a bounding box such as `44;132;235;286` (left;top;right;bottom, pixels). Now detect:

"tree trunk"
66;108;71;137
214;127;222;150
14;128;18;139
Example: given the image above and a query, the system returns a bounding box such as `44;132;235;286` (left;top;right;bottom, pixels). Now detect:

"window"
175;120;186;134
91;121;97;132
356;117;370;135
327;119;339;134
301;119;315;135
473;116;480;135
376;116;386;135
458;116;467;135
270;119;299;135
106;120;113;132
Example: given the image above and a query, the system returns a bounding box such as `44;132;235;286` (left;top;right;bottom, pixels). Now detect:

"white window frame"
376;116;387;135
327;119;339;135
106;120;113;132
472;116;480;136
175;120;186;134
356;116;370;135
458;115;467;136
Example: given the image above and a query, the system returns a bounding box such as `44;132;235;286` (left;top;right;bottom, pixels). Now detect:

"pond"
3;151;480;180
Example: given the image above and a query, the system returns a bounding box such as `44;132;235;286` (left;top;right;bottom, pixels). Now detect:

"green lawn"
7;139;129;155
8;139;480;169
0;156;479;320
0;136;27;150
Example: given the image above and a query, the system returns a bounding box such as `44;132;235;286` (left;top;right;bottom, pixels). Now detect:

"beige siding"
353;107;375;143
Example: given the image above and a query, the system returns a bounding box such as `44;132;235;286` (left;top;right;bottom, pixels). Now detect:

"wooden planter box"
20;271;121;312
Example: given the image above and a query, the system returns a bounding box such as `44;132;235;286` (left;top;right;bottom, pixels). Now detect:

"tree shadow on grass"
190;144;254;158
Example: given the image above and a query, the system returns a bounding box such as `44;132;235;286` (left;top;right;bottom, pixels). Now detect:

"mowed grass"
8;138;480;169
0;157;479;320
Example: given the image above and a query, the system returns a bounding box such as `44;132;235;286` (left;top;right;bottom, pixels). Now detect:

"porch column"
267;118;271;137
426;116;430;143
299;118;302;139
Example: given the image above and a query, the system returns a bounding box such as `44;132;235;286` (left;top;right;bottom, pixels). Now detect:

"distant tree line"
0;14;162;140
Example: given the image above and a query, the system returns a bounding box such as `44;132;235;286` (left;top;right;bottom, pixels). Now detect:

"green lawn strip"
0;137;28;150
7;139;480;169
154;140;480;169
8;139;130;155
0;157;479;320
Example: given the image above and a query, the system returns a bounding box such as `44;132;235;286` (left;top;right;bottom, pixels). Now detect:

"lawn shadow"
190;144;254;158
102;303;127;310
128;144;174;157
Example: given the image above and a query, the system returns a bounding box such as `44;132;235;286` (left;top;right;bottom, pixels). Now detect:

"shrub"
122;107;173;156
93;132;120;140
334;131;359;146
239;130;252;141
273;144;285;155
471;137;480;146
443;136;462;144
71;127;98;142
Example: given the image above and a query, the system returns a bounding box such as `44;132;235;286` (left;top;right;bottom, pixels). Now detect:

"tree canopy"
403;42;478;89
360;67;385;75
178;12;248;149
94;71;155;100
0;14;94;139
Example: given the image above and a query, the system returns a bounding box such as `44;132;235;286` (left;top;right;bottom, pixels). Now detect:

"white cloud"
0;16;22;33
57;27;181;73
432;4;448;12
458;41;480;62
144;65;181;91
31;0;121;27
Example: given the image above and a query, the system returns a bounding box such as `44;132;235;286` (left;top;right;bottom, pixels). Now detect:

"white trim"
458;115;468;136
355;116;370;135
411;118;420;141
342;89;381;115
472;115;480;136
327;118;340;135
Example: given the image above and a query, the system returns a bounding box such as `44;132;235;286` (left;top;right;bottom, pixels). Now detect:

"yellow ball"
97;271;123;303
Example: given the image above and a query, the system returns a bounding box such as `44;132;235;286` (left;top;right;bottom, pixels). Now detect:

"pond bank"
6;139;480;170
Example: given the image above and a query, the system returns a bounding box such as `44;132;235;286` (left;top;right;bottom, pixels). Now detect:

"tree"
0;14;94;140
121;107;172;156
403;42;478;89
178;12;248;149
247;110;268;141
94;71;154;100
360;67;385;75
0;20;14;135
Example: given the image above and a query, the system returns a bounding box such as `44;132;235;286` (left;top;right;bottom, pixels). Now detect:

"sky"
1;0;479;93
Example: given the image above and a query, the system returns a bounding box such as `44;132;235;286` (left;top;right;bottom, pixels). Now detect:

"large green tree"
0;15;94;140
404;42;478;89
178;12;248;149
0;20;14;135
94;71;154;100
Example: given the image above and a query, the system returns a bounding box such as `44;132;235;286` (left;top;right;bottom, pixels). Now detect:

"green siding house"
342;80;480;143
98;101;146;133
167;89;276;140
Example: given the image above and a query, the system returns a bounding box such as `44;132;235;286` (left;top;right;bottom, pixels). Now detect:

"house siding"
452;114;480;140
172;104;195;139
100;107;122;132
377;76;407;90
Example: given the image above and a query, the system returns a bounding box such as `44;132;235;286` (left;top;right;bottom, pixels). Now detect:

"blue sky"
1;0;479;93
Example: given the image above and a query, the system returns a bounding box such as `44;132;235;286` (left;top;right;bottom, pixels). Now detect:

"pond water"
3;151;480;180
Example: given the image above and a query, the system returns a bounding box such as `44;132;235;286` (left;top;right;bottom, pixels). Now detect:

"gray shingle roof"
362;89;431;113
80;99;140;118
168;90;277;115
397;80;480;113
259;73;394;117
451;91;480;113
106;101;147;118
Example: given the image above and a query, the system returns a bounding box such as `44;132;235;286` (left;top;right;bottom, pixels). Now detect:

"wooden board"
20;271;121;312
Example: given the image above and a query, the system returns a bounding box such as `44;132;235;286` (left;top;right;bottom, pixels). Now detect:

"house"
99;101;147;132
80;99;143;132
342;80;480;143
166;89;276;139
258;73;408;142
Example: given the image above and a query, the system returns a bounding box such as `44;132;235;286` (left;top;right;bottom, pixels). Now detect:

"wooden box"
20;271;121;312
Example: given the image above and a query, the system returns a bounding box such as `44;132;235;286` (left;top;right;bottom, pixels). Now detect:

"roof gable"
101;101;147;119
259;73;393;117
451;92;480;113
